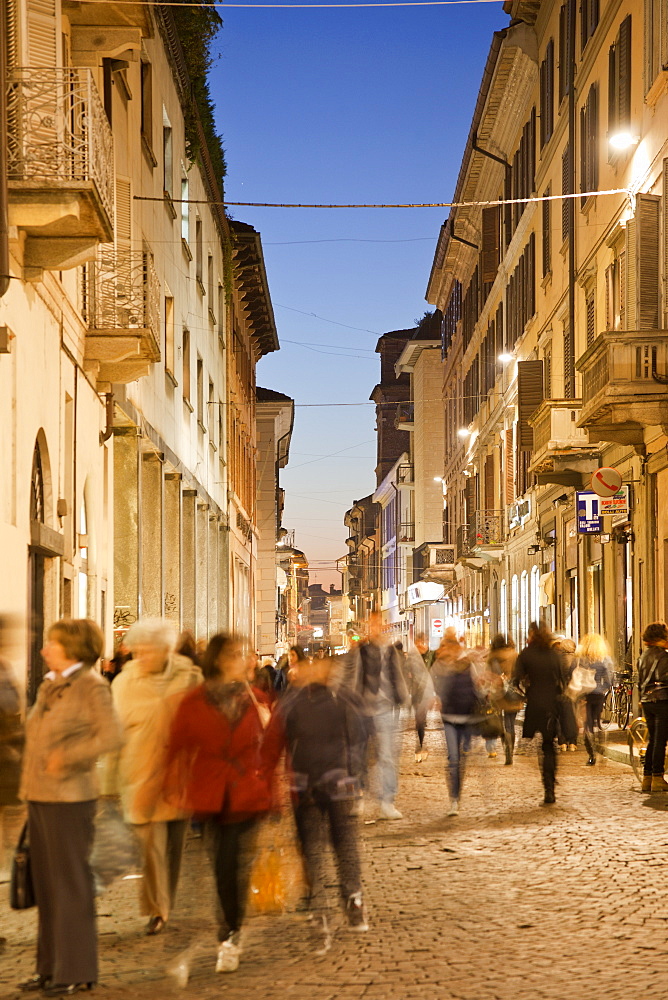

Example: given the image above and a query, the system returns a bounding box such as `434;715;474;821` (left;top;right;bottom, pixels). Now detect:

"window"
511;574;519;647
645;0;668;94
181;173;189;242
530;565;540;625
162;108;173;198
605;249;625;331
542;187;551;277
543;343;552;398
563;324;574;398
164;292;174;375
561;144;571;241
140;60;153;152
500;580;508;639
197;356;204;426
102;58;113;126
580;84;598;204
182;328;191;403
586;289;596;348
608;16;632;140
208;255;215;323
218;399;224;452
580;0;599;52
208;379;214;437
505;234;536;348
558;0;574;102
509;110;536;238
539;39;554;148
195;219;203;289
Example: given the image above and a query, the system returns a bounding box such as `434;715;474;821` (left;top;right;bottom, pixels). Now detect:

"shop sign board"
599;486;629;517
576;491;602;534
591;467;623;497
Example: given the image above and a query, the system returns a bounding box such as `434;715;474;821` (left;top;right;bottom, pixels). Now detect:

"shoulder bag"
10;822;35;910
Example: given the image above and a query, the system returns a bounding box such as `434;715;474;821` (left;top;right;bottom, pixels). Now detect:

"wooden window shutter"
562;145;570;241
115;178;132;250
6;0;19;69
586;292;596;347
505;428;515;505
28;0;59;66
618;15;632;129
484;454;494;510
563;326;574;398
579;105;587;202
465;477;476;523
605;264;614;330
663;159;668;327
517;360;544;451
481;206;501;283
528;233;536;318
635;192;660;329
608;42;618;134
619;249;626;328
542;188;551;276
589;84;599;193
545;39;554;142
559;4;567;101
496;303;504;356
544;346;552;398
539;55;547;148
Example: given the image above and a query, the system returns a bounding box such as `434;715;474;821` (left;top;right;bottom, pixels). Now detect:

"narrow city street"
2;720;665;1000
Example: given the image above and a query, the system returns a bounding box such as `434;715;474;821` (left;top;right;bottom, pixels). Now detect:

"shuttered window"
505;428;515;505
539;39;555;148
517;360;544;451
631;193;661;330
586;291;596;347
28;0;59;66
561;144;571;241
605;264;614;330
580;0;599;52
495;303;504;367
510;110;536;237
506;234;536;348
484;454;495;511
563;326;574;399
580;84;599;204
543;345;552;398
542;187;551;277
481;206;501;284
140;61;153;152
663;159;668;327
645;0;668;95
442;280;462;358
608;16;632;137
559;1;574;102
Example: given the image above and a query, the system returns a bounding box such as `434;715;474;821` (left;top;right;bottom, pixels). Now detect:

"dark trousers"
29;800;97;985
294;797;362;911
536;720;558;796
584;693;606;733
642;700;668;776
207;817;259;941
415;703;428;749
558;699;579;745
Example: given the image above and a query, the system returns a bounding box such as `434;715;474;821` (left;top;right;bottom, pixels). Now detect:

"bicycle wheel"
616;688;631;730
600;688;614;730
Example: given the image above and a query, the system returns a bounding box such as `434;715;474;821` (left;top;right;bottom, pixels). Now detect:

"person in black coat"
513;621;566;805
261;656;368;950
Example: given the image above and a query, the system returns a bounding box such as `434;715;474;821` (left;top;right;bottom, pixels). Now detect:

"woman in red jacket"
164;634;271;976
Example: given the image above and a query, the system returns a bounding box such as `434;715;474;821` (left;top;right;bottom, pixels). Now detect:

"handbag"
567;663;597;700
10;822;35;910
471;699;505;740
90;799;142;892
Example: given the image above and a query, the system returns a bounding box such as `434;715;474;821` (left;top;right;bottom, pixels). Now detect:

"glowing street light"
498;352;514;364
608;131;639;151
457;427;471;439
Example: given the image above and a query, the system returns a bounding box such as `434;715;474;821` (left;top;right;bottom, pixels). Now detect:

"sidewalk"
2;724;667;1000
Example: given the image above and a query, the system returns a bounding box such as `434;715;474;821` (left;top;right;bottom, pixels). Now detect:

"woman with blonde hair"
574;633;614;766
104;618;202;935
18;619;123;996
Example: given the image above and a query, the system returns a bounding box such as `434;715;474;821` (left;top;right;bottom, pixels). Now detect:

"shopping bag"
249;847;286;913
90;799;142;891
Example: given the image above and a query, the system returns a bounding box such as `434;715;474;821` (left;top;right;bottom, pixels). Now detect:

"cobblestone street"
2;719;666;1000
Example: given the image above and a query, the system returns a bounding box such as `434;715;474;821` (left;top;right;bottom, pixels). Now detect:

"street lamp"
608;131;639;151
457;428;471;439
498;352;514;364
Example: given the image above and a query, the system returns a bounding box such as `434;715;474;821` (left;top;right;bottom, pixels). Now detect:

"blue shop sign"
576;491;602;534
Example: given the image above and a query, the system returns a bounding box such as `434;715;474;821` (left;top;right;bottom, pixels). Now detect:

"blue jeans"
443;720;471;800
365;709;400;804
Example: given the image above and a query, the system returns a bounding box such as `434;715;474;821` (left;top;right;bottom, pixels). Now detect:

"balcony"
398;522;415;543
6;68;114;278
397;463;414;487
528;400;599;487
468;510;505;552
456;524;472;559
394;402;414;431
576;331;668;445
82;245;161;387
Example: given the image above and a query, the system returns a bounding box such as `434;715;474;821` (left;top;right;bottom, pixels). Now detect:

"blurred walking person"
431;632;480;816
163;634;272;975
337;613;408;820
574;634;613;766
262;654;368;952
513;621;564;805
637;622;668;792
487;635;521;765
18;619;122;996
104;618;201;935
0;617;24;882
410;634;435;762
552;637;578;752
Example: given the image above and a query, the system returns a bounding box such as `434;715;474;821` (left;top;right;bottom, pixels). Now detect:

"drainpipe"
99;392;115;444
567;0;576;398
0;0;11;298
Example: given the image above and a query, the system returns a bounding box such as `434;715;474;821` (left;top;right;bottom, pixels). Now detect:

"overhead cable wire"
80;0;508;9
134;188;629;210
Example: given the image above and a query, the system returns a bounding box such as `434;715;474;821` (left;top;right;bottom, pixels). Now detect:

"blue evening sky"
211;1;507;584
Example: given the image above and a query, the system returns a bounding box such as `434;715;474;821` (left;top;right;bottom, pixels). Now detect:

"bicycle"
627;715;649;784
600;672;633;730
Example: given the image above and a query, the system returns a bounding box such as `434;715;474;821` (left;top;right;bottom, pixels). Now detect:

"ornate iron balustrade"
398;522;415;542
6;67;114;222
468;510;505;549
83;244;160;347
456;524;471;558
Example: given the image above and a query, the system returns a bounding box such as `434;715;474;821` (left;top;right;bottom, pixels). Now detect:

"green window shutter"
517;360;544;451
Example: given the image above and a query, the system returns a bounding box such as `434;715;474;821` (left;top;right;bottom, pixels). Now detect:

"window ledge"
208;307;217;326
181;238;192;262
541;271;552;291
163;191;177;220
183;397;194;413
165;368;178;387
645;71;668;109
141;133;157;168
197;419;207;433
196;276;206;296
580;194;595;217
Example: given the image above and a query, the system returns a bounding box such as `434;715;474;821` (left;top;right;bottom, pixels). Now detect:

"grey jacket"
20;667;123;803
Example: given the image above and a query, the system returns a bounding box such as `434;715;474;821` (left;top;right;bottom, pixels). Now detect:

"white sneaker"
378;801;403;820
447;799;459;817
216;934;241;973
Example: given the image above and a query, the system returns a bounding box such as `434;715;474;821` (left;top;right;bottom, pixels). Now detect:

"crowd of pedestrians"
2;612;668;992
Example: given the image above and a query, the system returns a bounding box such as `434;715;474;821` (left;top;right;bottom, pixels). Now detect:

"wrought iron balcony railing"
6;67;114;224
397;463;414;485
398;522;415;543
83;244;160;346
468;510;505;550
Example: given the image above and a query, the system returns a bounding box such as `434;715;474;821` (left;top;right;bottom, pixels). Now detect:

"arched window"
78;497;89;616
510;575;519;647
30;443;45;524
520;570;529;649
530;565;540;625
